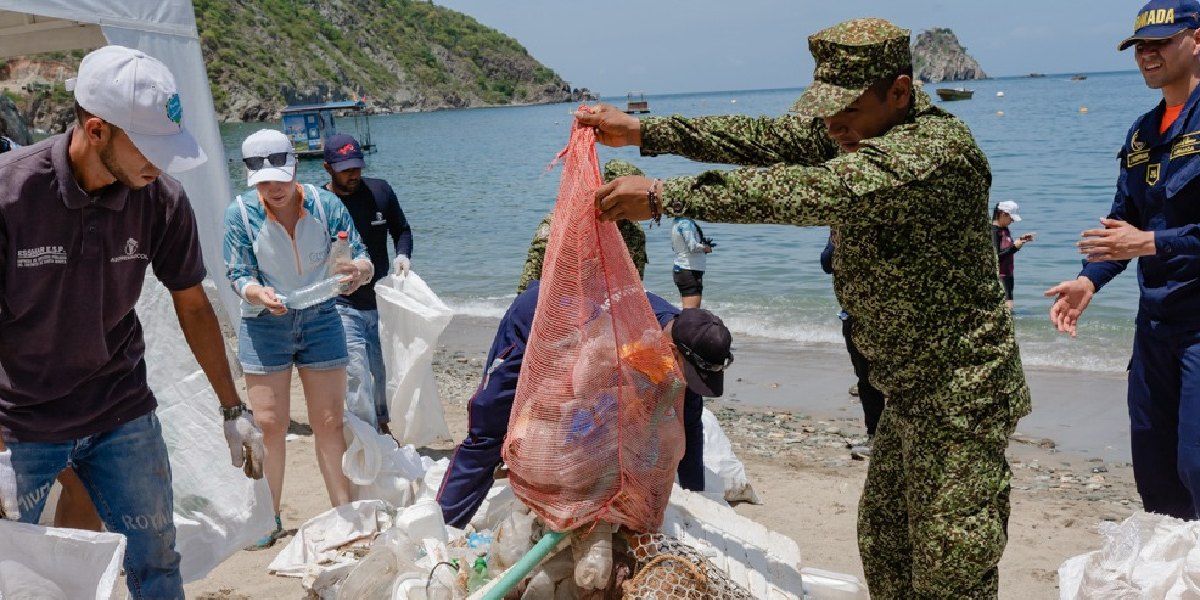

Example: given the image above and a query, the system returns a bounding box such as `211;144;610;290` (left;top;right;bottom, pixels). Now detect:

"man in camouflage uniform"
577;18;1029;599
516;159;649;293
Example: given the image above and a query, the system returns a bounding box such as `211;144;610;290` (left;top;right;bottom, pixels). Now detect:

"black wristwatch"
221;402;249;421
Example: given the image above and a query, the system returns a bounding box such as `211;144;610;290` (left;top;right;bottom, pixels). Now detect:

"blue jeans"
6;412;182;599
238;300;349;374
1129;319;1200;519
337;304;389;428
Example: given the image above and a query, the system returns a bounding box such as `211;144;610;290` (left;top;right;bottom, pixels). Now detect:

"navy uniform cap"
1120;0;1200;50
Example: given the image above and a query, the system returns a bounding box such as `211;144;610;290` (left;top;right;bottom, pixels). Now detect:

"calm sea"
219;71;1158;373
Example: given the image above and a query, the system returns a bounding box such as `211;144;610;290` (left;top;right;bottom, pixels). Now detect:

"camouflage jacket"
517;213;648;294
643;89;1030;420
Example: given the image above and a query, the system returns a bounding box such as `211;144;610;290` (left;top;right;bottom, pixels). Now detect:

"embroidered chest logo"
371;211;386;226
1172;131;1200;160
1127;131;1151;167
110;237;149;263
16;246;66;268
1147;163;1162;186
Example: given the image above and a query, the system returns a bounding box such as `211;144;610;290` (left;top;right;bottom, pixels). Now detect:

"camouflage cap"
603;158;645;182
790;18;912;118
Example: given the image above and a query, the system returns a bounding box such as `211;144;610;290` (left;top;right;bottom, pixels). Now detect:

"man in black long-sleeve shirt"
822;236;884;455
323;134;413;434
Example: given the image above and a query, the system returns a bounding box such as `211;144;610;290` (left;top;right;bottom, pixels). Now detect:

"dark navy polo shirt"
0;129;206;442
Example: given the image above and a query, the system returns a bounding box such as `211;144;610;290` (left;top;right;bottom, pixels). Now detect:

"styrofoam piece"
801;567;868;599
661;485;805;598
0;520;126;600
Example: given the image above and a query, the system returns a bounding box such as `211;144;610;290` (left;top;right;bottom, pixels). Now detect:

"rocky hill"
2;0;589;129
911;28;987;83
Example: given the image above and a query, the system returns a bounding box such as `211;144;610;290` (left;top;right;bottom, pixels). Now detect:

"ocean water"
219;71;1157;373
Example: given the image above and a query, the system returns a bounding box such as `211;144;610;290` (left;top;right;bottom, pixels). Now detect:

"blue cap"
323;133;366;172
1119;0;1200;50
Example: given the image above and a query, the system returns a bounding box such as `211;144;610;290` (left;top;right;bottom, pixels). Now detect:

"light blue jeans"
336;304;389;429
7;412;182;599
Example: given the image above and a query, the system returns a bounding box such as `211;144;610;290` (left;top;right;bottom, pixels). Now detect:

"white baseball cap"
241;129;297;186
67;45;206;174
996;200;1022;222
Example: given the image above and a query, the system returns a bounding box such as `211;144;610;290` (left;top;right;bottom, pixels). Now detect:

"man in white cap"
0;45;263;599
991;200;1035;309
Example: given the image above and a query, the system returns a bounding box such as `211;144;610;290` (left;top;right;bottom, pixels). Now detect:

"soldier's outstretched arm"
575;103;837;167
653;128;972;226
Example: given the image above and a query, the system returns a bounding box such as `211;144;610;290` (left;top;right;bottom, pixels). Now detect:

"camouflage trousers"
858;407;1015;599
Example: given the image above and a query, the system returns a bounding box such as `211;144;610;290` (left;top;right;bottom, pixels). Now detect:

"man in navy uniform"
436;280;733;527
1047;0;1200;519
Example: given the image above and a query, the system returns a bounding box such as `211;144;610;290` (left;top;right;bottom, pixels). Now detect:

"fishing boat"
935;88;974;101
624;91;650;114
1028;73;1047;78
280;100;376;159
1071;74;1088;81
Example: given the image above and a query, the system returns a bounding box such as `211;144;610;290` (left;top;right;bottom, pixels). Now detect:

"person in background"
1046;0;1200;521
323;133;413;434
436;279;732;527
0;46;263;599
224;129;374;548
671;215;713;308
992;200;1034;309
516;159;648;294
822;237;884;458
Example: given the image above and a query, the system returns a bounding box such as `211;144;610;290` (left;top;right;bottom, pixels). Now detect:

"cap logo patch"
165;93;182;126
1136;8;1176;30
338;143;355;156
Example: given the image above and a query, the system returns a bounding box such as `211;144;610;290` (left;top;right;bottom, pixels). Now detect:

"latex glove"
0;450;19;520
392;255;411;278
223;411;265;479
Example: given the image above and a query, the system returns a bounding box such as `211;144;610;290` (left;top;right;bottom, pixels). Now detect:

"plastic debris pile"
1059;512;1200;599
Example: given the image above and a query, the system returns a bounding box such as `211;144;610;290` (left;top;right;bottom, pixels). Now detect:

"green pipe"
480;530;569;600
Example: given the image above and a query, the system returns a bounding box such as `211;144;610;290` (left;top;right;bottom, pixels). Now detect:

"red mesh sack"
501;110;687;533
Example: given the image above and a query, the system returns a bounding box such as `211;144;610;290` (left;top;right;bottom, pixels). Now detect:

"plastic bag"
0;520;126;600
1058;512;1200;599
343;411;428;507
345;340;379;430
375;272;454;447
502;109;687;533
701;408;760;505
136;276;275;581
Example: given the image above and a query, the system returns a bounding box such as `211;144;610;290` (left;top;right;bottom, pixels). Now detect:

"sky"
433;0;1142;95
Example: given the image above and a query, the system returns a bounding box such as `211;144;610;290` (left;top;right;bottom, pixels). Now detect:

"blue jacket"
1081;83;1200;324
436;280;705;528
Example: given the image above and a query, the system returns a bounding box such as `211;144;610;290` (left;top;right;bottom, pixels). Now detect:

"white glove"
223;409;265;480
392;255;411;279
0;449;20;520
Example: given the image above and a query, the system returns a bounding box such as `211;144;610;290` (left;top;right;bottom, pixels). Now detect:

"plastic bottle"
466;555;490;593
279;276;343;310
572;527;613;590
328;231;353;283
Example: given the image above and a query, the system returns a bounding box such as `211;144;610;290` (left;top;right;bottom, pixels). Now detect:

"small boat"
935;88;974;101
280;100;376;160
1071;74;1088;81
624;91;650;114
1028;73;1047;78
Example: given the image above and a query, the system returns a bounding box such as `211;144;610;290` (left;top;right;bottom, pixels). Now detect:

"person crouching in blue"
436;279;733;527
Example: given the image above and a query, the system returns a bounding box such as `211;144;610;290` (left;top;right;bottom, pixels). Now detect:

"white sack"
269;500;393;578
343;411;428;508
137;276;274;582
375;273;453;447
1059;511;1200;599
701;408;760;505
0;520;126;600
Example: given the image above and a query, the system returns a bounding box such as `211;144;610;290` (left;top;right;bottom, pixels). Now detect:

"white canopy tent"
0;0;272;585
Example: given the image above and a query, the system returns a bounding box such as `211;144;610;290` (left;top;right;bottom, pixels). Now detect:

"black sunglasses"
242;152;292;170
677;343;734;373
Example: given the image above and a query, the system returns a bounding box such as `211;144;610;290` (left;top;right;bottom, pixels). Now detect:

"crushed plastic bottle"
466;555;490;593
572;526;613;590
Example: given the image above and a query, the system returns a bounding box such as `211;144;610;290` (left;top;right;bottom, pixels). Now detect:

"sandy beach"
185;314;1137;599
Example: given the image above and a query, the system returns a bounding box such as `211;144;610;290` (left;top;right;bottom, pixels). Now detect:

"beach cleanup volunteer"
323;133;414;434
224;129;374;548
436;279;731;528
578;18;1030;599
1046;0;1200;521
0;46;264;599
516;159;648;294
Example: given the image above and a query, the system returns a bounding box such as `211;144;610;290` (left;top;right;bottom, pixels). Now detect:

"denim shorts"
238;300;349;374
